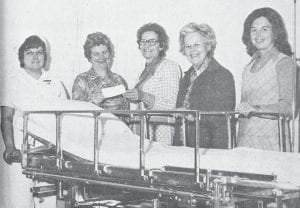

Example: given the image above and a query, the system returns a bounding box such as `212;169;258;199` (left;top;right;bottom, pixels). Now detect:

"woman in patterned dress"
72;32;129;111
236;7;296;151
123;23;182;145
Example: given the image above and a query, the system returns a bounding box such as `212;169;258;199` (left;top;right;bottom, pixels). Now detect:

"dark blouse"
175;58;235;148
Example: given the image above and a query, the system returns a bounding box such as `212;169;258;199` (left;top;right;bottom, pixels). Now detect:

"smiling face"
23;46;45;73
90;44;112;70
139;31;162;62
250;16;274;54
183;32;211;68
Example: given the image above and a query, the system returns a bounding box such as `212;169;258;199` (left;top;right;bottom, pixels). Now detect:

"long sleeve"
193;68;235;112
72;76;90;102
258;57;295;116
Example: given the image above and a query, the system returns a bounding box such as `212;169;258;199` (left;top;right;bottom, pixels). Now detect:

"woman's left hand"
174;107;195;121
236;102;258;116
123;88;142;102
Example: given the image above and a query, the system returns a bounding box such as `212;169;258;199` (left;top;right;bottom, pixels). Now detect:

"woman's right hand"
3;148;21;165
90;91;105;105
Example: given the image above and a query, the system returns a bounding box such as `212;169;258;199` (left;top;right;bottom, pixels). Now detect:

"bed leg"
152;198;160;208
275;197;283;208
55;185;82;208
57;181;64;200
56;199;68;208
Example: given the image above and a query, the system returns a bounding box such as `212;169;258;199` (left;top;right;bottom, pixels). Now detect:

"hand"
123;88;141;102
236;102;258;117
90;91;105;105
3;147;21;165
174;107;194;121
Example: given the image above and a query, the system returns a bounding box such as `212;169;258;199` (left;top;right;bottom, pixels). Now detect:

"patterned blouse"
72;68;129;110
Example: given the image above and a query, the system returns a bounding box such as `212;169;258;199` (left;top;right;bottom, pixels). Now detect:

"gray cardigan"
175;58;235;148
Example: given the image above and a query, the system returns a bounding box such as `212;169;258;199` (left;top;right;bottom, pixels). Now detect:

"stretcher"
10;101;300;208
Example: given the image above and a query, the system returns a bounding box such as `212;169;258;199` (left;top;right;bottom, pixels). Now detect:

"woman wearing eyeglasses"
123;23;182;145
0;35;68;207
174;23;235;149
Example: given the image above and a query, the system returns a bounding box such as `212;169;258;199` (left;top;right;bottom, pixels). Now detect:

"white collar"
19;69;50;83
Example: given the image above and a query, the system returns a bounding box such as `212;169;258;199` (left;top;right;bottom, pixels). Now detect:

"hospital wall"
0;0;299;150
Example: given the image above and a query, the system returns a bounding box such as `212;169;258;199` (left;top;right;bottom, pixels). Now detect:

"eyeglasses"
184;41;206;51
139;39;159;46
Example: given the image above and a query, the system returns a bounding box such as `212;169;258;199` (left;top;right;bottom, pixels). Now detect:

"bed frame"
17;109;299;208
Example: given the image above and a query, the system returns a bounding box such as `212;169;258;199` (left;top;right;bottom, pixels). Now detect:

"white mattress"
14;99;300;189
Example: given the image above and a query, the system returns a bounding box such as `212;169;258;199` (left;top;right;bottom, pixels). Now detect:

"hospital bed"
8;102;300;208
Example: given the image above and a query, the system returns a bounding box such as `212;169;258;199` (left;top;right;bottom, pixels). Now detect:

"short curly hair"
242;7;292;57
179;22;217;57
83;32;115;61
18;35;47;68
136;23;169;58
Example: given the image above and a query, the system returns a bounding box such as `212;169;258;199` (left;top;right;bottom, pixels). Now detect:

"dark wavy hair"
137;23;169;58
83;32;115;61
18;35;47;68
242;7;292;57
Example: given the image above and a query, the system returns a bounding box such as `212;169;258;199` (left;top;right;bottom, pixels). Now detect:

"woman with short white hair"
175;22;236;148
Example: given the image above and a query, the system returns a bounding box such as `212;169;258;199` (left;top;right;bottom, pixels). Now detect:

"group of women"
71;7;295;151
73;22;235;148
1;7;296;160
0;7;297;208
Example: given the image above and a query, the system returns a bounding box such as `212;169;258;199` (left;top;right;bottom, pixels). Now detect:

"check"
102;85;126;98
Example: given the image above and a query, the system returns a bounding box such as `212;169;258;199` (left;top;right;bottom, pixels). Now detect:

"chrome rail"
22;109;290;189
93;112;100;174
195;111;200;185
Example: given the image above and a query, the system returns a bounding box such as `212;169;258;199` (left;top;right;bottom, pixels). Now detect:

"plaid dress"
133;59;182;145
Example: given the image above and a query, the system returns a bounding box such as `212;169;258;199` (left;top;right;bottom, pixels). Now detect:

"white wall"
1;0;299;92
0;0;299;148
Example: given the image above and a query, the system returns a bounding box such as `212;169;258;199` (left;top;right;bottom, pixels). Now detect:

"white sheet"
14;99;300;189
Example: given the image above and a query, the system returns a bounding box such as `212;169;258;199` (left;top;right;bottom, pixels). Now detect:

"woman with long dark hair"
236;7;296;151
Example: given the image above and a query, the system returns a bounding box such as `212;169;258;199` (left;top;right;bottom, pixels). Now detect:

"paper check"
102;85;126;98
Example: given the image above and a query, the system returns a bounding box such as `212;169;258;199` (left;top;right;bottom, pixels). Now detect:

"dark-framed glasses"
139;39;159;46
